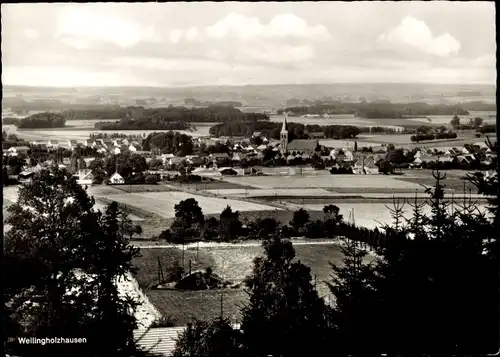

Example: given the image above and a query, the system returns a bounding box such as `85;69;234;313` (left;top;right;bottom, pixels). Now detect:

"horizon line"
2;82;496;89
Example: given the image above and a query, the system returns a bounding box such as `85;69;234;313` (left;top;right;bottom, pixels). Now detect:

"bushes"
145;174;159;184
330;166;353;174
411;132;457;142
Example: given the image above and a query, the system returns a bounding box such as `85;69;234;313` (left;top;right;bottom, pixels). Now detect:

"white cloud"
185;27;199;41
241;44;315;64
203;13;330;42
23;29;40;40
169;30;182;44
55;6;160;49
378;16;461;57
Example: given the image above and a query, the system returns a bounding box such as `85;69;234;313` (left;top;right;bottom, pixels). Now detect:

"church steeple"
280;111;288;154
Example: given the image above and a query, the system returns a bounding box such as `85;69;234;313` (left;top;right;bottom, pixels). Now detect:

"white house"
76;169;94;186
343;150;354;162
47;140;59;149
168;157;184;166
7;146;30;156
129;145;138;153
113;147;121;155
122;139;130;146
113;140;121;147
161;153;175;164
354;156;379;175
109;172;125;184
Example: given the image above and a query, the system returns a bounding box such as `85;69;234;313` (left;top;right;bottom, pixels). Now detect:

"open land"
134;243;373;325
220;174;424;190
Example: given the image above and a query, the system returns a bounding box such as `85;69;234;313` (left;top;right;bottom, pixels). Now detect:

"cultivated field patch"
105;192;283;219
139;242;369;325
222;175;423;190
204;188;335;198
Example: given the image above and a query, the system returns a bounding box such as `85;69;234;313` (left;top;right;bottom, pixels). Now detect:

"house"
69;140;79;149
343;150;354;162
96;147;107;154
256;144;268;151
109;172;125;185
122;138;130;146
113;147;121;155
232;153;246;162
186;156;205;167
456;155;473;164
252;131;262;138
58;142;71;150
47;140;59;149
286;139;321;154
18;171;36;183
129;145;138;153
76;169;94;186
7;146;30;156
161;153;175;164
354;156;379;175
168;157;184;166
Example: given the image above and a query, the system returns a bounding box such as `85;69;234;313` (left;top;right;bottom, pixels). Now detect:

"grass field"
138;243;374;325
222;175;423;190
168;180;256;191
104;191;283;219
204;188;336;198
108;184;177;194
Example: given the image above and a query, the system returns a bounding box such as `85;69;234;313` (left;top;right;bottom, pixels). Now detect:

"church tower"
280;112;288;154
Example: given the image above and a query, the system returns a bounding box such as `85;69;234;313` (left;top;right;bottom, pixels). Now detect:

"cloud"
378;16;461;57
23;29;40;40
55;6;160;49
177;13;332;42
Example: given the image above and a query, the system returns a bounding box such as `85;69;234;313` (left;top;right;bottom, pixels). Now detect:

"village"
3;114;497;188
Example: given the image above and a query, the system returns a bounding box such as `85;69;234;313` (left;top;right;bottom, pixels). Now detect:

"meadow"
408;112;496;125
221;175;424;191
135;242;375;325
104;191;283;219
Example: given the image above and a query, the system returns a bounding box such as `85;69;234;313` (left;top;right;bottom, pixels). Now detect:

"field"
221;175;423;190
103;191;283;219
136;243;374;325
408;112;496;125
2;122;213;142
270;115;378;127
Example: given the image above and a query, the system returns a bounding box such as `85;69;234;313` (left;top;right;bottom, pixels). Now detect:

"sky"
1;2;496;87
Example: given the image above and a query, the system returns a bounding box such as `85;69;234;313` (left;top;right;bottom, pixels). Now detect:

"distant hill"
3;83;496;110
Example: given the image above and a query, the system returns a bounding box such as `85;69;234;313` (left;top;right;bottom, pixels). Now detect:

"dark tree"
240;236;331;357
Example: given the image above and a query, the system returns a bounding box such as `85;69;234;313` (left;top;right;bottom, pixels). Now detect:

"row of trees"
65;106;268;123
209;120;363;140
95;119;192;131
411;132;458;142
278;102;473;118
141;131;194;156
6;112;67;128
156;198;383;246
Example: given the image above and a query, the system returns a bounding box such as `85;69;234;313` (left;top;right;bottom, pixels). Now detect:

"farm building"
7;146;29;156
354;156;379;175
109;172;125;184
287;139;321;154
75;169;94;186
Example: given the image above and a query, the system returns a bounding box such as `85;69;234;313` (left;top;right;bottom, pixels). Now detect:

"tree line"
277;102;475;118
64;106;268;123
209;121;363;140
4;112;67;128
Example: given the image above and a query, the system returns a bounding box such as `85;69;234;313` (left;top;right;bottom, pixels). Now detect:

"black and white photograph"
2;2;498;356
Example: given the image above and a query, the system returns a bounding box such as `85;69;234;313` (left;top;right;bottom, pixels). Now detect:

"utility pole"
220;291;224;319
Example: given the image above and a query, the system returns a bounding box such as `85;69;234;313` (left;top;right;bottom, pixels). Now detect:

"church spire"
280;109;288;154
281;111;288;132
